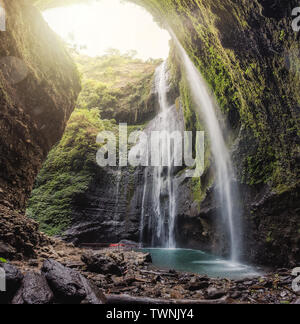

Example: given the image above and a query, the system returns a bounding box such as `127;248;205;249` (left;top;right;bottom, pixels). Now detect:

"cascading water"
171;33;242;262
139;61;184;248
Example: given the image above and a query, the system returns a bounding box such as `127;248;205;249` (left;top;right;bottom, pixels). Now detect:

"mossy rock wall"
29;0;300;265
0;0;80;257
0;0;80;211
131;0;299;192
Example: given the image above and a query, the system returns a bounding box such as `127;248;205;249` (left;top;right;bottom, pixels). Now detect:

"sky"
43;0;171;60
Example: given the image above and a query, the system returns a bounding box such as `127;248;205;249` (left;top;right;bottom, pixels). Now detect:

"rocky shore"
0;239;299;304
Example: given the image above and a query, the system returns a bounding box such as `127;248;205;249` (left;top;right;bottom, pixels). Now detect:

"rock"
12;272;54;305
230;291;242;299
277;268;289;273
0;241;16;259
143;253;152;264
186;281;210;291
80;275;106;305
292;299;300;304
11;287;24;305
186;275;210;291
243;281;254;286
81;253;123;277
206;287;227;300
28;260;39;267
42;259;86;303
0;263;23;304
119;240;140;248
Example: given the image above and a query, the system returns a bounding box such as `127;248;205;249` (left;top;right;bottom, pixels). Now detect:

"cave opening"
42;0;171;60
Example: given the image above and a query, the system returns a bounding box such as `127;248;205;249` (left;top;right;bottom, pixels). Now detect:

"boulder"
186;276;210;291
142;253;152;264
0;241;16;259
42;259;86;303
0;263;23;304
81;253;123;277
12;272;54;305
41;259;106;304
206;287;227;300
80;275;106;305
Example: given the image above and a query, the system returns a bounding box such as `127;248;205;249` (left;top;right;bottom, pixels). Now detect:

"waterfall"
139;61;183;248
171;34;242;262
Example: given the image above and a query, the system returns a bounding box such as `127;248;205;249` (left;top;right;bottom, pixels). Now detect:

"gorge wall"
0;0;299;267
0;0;80;258
132;0;300;266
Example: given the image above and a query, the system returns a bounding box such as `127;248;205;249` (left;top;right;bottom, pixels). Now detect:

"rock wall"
28;0;299;266
0;0;80;257
132;0;300;266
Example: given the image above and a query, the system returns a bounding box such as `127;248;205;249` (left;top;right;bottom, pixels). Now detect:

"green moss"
132;0;299;193
27;53;156;235
27;108;117;235
74;52;159;123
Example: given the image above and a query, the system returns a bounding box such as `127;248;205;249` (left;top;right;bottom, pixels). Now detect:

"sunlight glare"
43;0;171;60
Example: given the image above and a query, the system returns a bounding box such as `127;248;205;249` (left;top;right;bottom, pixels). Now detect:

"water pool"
140;248;259;279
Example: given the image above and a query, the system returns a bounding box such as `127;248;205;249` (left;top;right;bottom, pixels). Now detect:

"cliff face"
132;0;300;266
0;0;80;257
27;54;158;240
3;0;298;266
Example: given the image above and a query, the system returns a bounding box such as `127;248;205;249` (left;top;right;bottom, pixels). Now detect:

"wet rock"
186;278;210;291
81;253;123;276
42;259;86;304
243;281;254;286
206;287;227;300
0;241;16;259
230;291;242;299
80;275;106;305
11;287;24;305
0;263;23;304
143;253;152;264
277;268;289;273
12;272;54;305
119;240;140;248
28;260;39;267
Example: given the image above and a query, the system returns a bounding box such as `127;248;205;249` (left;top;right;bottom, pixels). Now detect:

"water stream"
139;62;184;248
171;33;242;262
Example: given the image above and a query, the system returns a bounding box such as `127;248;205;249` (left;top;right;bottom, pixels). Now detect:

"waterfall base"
140;248;259;279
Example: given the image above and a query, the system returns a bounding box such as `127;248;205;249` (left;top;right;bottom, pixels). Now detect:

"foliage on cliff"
27;108;116;235
0;0;81;212
75;50;159;123
132;0;300;194
27;52;158;235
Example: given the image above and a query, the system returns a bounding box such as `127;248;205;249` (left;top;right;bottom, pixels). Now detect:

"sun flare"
43;0;171;60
